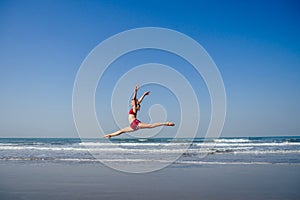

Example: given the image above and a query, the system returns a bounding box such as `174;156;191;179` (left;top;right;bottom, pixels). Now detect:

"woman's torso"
128;108;136;123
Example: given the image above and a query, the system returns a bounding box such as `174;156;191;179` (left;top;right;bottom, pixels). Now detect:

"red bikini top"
129;108;136;115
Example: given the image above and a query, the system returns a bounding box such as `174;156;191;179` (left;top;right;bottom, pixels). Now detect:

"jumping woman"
105;85;175;138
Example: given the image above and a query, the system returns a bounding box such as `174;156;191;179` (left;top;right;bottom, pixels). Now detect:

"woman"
105;85;175;138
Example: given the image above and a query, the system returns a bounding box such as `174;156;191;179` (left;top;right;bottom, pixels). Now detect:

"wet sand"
0;162;299;200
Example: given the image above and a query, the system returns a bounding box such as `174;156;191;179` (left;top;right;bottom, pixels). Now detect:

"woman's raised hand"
135;85;138;91
144;91;150;96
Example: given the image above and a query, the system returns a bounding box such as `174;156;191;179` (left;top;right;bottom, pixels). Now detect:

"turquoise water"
0;136;300;165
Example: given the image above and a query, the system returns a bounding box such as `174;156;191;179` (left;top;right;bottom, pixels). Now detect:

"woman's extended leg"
138;122;174;129
105;126;135;138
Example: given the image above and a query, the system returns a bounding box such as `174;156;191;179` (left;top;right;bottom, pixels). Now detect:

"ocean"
1;136;300;167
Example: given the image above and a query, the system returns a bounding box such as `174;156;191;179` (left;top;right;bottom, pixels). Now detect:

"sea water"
0;137;300;166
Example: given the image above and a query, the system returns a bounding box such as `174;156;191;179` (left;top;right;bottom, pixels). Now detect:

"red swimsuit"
129;108;136;116
129;109;140;130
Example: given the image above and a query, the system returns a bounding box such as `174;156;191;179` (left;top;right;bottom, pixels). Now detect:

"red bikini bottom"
130;119;140;130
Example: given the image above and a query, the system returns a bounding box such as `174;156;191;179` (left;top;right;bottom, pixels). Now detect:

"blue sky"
0;0;299;138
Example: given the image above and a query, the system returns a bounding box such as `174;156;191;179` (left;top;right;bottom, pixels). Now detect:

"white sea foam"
2;157;299;166
1;145;299;155
175;161;300;165
79;141;300;147
197;142;300;147
79;142;191;147
0;146;88;151
213;138;250;143
234;149;300;154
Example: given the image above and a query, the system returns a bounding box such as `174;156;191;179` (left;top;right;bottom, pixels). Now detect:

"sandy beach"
1;162;299;200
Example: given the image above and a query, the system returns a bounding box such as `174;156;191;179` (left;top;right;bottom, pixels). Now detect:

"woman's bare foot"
166;122;175;126
105;134;112;138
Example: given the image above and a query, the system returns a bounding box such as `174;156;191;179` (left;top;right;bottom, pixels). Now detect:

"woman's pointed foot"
105;134;112;138
166;122;175;126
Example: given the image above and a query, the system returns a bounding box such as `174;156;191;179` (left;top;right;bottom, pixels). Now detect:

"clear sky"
0;0;299;138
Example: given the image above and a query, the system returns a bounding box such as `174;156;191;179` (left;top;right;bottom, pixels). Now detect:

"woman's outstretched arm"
138;91;150;104
132;85;139;113
132;85;138;101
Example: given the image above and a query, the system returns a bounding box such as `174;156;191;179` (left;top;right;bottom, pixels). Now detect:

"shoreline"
0;135;299;139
